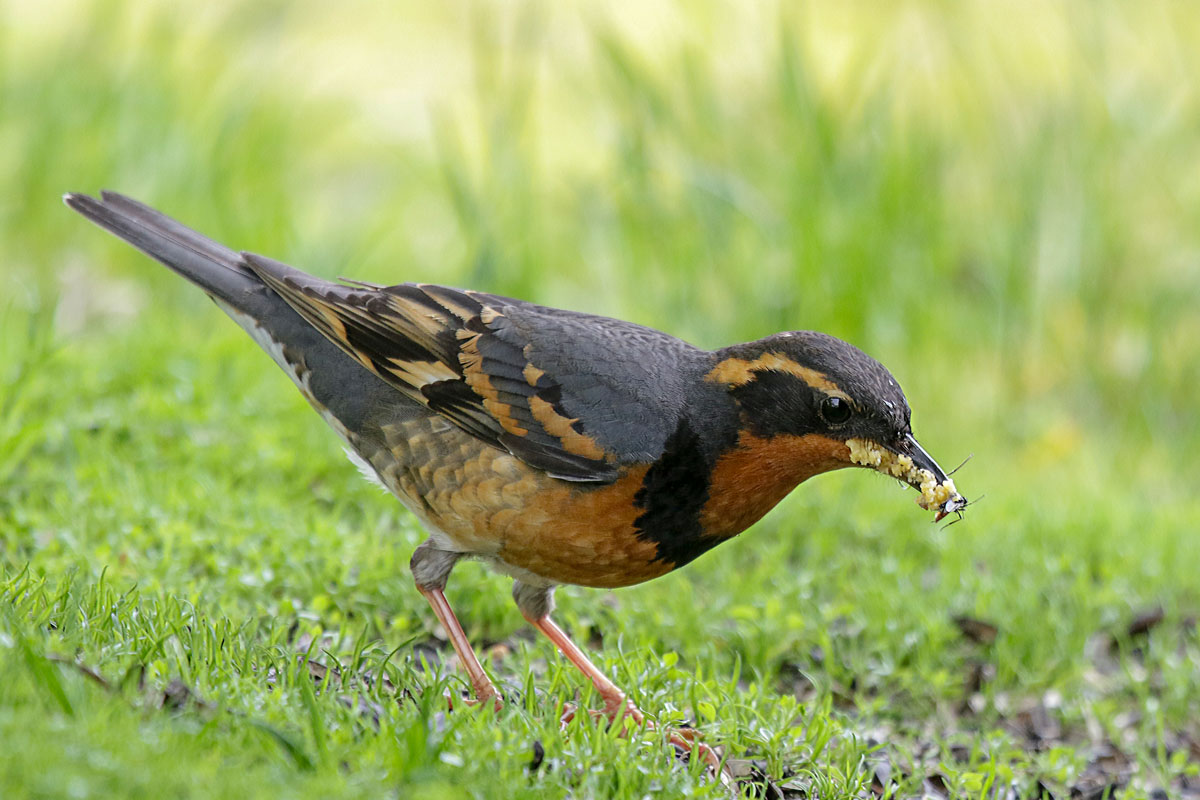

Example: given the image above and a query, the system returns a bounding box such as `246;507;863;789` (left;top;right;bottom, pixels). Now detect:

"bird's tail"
64;190;402;439
63;191;275;319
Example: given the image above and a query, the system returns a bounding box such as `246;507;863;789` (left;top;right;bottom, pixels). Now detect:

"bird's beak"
893;433;949;487
845;433;968;521
892;433;967;521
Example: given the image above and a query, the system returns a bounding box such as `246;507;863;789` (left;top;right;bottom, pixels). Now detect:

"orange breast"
699;431;850;537
492;464;675;588
364;417;668;588
362;418;849;589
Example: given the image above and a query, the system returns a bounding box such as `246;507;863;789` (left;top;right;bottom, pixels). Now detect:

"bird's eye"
820;395;852;425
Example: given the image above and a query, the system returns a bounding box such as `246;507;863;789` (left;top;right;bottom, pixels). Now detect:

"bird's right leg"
410;540;502;709
513;581;725;775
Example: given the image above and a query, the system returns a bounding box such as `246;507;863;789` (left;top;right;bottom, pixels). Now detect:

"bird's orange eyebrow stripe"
705;352;840;393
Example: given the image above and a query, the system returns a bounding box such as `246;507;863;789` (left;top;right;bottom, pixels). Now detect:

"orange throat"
699;432;850;537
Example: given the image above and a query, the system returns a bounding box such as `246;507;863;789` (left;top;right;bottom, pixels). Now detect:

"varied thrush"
66;191;966;768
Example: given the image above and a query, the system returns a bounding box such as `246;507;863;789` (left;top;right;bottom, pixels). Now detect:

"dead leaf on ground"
953;615;999;645
923;772;951;799
1126;606;1165;638
727;758;786;799
158;678;211;712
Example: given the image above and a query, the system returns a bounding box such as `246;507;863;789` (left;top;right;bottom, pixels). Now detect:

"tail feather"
64;190;409;440
63;191;263;316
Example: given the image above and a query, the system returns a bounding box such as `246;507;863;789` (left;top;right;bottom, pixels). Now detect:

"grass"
2;1;1199;797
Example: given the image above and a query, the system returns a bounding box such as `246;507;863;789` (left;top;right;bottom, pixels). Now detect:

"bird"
65;190;966;769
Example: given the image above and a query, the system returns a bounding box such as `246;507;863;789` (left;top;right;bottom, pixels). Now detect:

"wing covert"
244;255;621;482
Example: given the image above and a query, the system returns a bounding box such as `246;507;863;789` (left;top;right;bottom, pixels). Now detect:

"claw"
558;701;729;780
445;688;504;713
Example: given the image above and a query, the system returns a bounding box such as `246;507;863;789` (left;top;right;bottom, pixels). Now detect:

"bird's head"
708;331;967;520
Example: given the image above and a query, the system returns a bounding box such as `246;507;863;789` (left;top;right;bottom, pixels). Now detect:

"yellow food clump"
846;438;959;511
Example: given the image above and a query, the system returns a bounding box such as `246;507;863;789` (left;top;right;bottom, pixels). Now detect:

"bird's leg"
527;613;639;720
513;582;724;773
416;587;503;708
411;541;501;709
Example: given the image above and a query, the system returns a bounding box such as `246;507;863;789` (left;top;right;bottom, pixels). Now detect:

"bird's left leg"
512;582;724;773
411;540;502;709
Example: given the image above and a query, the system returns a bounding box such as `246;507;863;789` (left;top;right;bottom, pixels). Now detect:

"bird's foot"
559;700;727;778
445;685;504;713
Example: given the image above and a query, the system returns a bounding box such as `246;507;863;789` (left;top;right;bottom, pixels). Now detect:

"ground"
1;2;1198;798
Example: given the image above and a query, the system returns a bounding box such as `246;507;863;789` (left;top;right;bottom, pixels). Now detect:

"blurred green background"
2;1;1198;798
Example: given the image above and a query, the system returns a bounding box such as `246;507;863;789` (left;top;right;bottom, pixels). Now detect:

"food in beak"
845;437;965;518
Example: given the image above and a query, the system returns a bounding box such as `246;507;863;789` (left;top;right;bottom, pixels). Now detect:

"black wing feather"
244;257;621;482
